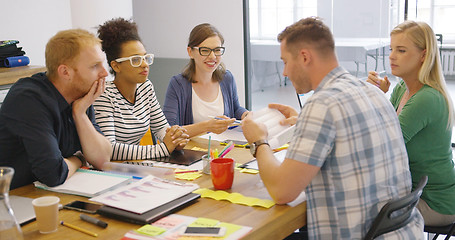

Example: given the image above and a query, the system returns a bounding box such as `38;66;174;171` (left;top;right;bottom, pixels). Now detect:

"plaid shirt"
287;67;424;239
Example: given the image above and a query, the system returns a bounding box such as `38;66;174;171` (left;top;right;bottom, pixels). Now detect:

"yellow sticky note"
174;169;202;180
175;172;202;181
136;224;167;236
193;188;276;208
191;146;207;152
240;168;259;174
188;217;219;227
217;222;242;238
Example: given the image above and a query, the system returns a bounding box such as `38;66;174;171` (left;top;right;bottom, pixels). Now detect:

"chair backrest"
436;34;443;46
364;175;428;240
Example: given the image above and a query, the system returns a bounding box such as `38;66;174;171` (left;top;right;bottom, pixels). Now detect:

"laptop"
155;149;206;166
97;193;200;225
9;195;36;226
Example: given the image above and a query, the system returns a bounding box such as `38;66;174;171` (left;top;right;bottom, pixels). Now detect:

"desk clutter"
121;214;252;240
0;40;30;68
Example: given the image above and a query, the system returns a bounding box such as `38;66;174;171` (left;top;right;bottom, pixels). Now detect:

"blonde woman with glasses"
163;23;249;137
94;18;189;161
368;20;455;226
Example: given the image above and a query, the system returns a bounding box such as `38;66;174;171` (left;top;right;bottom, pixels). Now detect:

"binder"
97;193;200;225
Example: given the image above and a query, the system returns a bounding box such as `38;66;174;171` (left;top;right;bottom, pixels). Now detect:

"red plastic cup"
210;158;234;190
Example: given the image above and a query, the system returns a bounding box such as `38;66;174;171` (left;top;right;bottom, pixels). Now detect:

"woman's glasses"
192;47;225;56
115;53;154;67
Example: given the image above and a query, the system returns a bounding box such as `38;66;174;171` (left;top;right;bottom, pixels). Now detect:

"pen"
80;213;108;228
175;170;200;174
208;116;241;125
61;221;98;237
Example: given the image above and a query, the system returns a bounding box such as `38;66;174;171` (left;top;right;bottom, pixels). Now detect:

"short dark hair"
182;23;226;83
97;18;141;75
278;17;335;56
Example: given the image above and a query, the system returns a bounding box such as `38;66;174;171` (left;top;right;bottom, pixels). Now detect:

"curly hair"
97;18;141;75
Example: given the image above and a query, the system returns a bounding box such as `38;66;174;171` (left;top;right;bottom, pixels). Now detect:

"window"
249;0;317;40
407;0;455;43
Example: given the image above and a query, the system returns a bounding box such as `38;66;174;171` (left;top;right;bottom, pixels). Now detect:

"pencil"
61;221;98;237
175;170;200;174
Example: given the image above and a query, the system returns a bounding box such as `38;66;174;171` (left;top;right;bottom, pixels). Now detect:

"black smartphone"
182;227;226;237
63;200;102;214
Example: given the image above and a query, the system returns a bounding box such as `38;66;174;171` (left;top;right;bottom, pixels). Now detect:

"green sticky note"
188;217;219;227
136;224;167;236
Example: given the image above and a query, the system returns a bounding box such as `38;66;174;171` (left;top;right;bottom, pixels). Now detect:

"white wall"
70;0;133;35
332;0;390;38
133;0;246;106
0;0;72;66
0;0;133;67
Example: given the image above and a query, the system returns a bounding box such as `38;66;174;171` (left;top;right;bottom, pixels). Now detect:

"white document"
90;176;199;214
251;107;295;149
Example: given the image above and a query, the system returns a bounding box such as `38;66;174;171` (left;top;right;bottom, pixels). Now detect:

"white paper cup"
32;196;60;234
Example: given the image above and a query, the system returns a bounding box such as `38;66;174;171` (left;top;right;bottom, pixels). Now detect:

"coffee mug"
210;158;234;190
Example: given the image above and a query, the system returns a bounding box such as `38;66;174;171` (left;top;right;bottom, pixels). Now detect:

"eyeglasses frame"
192;47;226;56
114;53;154;67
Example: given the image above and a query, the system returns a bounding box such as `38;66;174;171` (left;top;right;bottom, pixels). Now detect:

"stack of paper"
90;176;199;214
251;107;295;149
121;214;252;240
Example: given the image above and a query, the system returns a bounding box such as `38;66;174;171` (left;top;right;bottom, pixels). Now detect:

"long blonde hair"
391;21;454;128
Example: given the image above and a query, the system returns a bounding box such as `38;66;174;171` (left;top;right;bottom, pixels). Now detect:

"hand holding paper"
242;107;295;149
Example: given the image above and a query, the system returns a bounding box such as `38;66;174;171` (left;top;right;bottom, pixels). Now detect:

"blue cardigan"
163;70;247;126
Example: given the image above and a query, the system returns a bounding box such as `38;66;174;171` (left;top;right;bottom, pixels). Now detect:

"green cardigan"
391;80;455;215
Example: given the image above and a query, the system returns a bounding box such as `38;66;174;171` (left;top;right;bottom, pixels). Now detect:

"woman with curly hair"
94;18;188;160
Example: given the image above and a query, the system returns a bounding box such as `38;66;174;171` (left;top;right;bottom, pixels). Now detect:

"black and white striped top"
93;80;170;160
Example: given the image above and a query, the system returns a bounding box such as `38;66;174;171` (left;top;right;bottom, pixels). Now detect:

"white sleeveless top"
192;86;224;123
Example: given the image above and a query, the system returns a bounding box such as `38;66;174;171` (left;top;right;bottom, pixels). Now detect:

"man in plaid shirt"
242;17;423;239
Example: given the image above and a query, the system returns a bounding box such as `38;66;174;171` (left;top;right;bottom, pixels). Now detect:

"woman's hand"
367;71;390;93
206;116;235;134
163;125;189;152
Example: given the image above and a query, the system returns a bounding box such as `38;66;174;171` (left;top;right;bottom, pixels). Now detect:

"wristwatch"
250;139;269;157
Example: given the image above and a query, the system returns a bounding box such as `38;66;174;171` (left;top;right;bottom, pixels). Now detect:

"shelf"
0;65;47;86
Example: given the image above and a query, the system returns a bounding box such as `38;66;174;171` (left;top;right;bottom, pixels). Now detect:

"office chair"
364;175;428;240
424;222;455;240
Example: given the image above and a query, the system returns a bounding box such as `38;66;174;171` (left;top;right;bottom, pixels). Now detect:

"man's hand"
72;79;105;116
268;103;298;126
241;113;268;143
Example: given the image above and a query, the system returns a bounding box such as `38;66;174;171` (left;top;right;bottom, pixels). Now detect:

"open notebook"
34;169;132;198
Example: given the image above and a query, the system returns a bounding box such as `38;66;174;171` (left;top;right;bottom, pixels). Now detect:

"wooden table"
11;137;306;240
0;65;47;86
